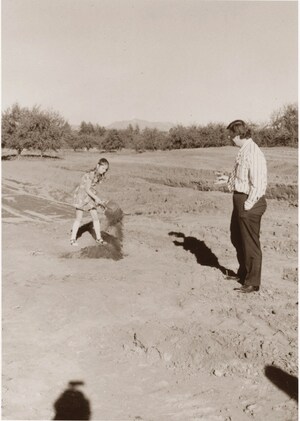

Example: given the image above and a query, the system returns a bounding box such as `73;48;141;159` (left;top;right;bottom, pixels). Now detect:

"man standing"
217;120;267;293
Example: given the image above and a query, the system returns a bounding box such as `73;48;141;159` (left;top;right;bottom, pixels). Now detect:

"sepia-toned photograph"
2;0;298;420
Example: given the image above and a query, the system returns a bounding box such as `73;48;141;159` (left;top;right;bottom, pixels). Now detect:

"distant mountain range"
71;119;175;132
106;119;174;131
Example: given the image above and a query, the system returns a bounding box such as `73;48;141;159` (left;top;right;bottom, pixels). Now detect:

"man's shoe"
234;285;260;293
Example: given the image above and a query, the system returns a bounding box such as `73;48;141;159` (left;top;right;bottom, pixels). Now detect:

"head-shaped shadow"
265;365;298;401
53;381;91;420
169;231;235;276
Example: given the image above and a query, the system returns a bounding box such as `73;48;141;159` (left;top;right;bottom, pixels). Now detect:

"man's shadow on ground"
53;381;91;420
265;365;298;402
168;232;236;277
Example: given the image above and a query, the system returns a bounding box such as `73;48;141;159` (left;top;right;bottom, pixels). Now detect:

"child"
70;158;109;246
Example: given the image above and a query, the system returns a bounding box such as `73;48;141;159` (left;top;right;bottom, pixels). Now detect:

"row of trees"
2;103;298;155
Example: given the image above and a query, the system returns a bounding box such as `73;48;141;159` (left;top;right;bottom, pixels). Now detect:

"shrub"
102;130;124;151
2;104;66;156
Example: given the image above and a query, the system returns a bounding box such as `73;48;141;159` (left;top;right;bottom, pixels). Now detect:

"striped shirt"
228;138;267;209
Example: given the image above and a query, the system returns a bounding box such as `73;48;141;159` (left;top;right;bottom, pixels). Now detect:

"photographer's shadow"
53;381;91;420
169;231;235;276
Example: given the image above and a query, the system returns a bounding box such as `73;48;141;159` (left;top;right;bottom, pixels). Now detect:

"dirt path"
2;176;298;420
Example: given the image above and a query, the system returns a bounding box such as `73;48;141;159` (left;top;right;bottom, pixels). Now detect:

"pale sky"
2;0;298;126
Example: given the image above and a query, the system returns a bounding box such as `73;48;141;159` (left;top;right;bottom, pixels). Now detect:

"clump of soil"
104;200;124;228
282;267;298;282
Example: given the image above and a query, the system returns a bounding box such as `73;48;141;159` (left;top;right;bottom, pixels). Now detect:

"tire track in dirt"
2;180;74;223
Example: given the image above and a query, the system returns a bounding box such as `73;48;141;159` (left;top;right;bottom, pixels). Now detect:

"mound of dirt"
74;232;123;260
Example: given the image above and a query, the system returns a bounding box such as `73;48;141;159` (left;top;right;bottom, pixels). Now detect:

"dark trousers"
230;192;267;286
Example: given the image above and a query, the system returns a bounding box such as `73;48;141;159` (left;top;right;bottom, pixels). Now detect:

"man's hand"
244;202;253;211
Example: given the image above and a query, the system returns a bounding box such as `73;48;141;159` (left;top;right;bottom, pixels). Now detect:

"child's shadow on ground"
76;222;96;240
169;231;235;276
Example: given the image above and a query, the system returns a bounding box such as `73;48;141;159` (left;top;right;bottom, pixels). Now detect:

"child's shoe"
95;238;107;245
70;239;79;246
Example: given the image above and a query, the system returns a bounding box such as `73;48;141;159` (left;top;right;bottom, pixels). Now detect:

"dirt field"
2;147;298;420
